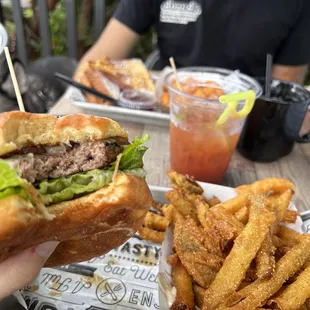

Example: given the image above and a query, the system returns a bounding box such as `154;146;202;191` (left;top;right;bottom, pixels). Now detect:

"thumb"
0;241;59;300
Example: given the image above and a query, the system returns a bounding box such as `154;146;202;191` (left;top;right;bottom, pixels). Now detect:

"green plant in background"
4;5;40;55
23;1;68;56
48;1;67;55
3;0;155;60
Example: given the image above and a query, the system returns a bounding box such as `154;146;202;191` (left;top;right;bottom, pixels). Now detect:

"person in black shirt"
76;0;310;83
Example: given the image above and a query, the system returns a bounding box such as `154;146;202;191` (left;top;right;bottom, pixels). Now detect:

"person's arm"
74;19;139;78
272;64;309;84
272;1;310;84
74;0;157;79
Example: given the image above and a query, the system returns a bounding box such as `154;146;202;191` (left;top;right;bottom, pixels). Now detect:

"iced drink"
166;67;262;184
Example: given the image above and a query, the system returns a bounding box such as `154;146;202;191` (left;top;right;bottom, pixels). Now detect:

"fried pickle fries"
167;168;203;194
202;195;275;310
160;170;304;310
222;236;310;310
138;227;164;244
171;259;195;310
174;216;223;288
166;190;199;222
270;264;310;310
144;212;169;231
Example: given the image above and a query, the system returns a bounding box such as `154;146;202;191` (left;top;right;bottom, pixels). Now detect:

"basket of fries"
138;170;309;310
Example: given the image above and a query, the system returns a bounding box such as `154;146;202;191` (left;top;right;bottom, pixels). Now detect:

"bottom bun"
45;214;145;267
0;173;152;265
45;173;152;266
0;195;47;255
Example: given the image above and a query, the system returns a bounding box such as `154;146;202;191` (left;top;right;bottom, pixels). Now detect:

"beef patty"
11;138;127;183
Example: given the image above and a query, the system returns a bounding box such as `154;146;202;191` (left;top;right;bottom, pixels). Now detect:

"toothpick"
112;153;122;182
169;57;183;92
4;47;25;112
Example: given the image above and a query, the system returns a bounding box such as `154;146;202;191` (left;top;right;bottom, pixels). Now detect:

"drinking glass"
166;67;262;184
238;78;310;162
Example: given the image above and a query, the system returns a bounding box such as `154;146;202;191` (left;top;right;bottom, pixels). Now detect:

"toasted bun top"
0;112;128;156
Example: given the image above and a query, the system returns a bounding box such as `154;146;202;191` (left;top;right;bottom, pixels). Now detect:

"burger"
0;111;152;266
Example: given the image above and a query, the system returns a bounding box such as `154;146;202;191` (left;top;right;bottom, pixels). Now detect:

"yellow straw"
216;90;256;125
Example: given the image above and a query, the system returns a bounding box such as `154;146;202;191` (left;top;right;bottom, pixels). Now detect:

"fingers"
0;241;59;300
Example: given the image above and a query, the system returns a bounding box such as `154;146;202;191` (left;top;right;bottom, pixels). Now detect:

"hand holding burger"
0;112;152;267
0;241;58;300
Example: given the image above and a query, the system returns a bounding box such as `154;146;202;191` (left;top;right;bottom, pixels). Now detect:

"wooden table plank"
118;121;144;141
254;160;282;179
143;124;170;187
222;149;258;187
229;151;256;172
299;143;310;163
278;145;310;212
255;145;310;212
224;168;257;188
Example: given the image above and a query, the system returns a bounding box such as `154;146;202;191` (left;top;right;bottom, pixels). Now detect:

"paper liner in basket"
18;236;160;310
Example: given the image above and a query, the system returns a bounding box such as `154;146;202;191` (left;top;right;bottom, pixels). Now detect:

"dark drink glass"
238;78;310;162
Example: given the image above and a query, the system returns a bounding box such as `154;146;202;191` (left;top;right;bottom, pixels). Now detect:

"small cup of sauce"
119;89;157;110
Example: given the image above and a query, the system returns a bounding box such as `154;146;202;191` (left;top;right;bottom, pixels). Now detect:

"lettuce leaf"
38;168;147;205
1;134;150;204
111;133;150;171
0;187;29;201
0;160;23;191
0;160;29;201
38;133;150;205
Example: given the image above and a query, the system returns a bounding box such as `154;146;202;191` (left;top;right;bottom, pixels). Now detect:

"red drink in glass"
166;67;262;184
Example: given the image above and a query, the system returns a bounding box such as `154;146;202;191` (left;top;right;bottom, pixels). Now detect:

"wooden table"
50;98;310;212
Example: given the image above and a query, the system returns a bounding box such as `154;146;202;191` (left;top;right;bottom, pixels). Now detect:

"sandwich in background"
77;57;155;105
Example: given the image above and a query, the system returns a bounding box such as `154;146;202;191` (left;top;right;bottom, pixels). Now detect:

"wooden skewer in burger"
0;48;152;267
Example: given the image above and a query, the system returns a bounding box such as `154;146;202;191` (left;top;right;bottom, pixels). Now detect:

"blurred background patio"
0;0;156;63
0;0;309;83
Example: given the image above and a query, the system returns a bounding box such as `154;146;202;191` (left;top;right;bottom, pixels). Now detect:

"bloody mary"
170;122;240;184
165;67;262;184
